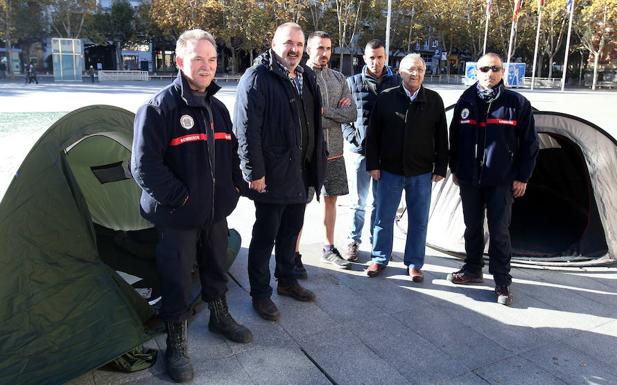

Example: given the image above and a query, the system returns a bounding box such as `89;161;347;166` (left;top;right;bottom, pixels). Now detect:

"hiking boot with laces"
345;242;359;262
321;247;351;269
495;285;513;306
165;320;193;383
446;269;484;285
208;296;253;343
292;252;308;279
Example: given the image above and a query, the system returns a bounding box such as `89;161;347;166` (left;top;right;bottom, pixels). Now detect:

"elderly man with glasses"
447;53;539;306
364;53;448;280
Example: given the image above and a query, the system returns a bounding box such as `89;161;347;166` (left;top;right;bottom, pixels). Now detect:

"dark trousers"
155;219;229;321
248;202;307;299
459;183;513;287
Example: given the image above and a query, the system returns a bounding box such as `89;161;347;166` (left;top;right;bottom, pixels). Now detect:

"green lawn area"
0;111;66;136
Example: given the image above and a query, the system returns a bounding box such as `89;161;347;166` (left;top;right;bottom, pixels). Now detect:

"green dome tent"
0;105;241;385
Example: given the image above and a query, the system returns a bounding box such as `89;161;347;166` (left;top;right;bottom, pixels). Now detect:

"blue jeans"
347;152;377;245
371;171;432;268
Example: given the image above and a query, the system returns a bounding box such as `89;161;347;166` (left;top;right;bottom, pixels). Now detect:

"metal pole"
561;0;575;91
483;4;490;54
506;20;516;86
531;6;543;90
385;0;392;65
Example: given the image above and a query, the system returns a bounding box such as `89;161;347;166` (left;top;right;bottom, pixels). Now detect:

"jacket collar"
461;80;505;104
173;71;221;107
396;84;426;103
362;65;395;81
256;49;306;81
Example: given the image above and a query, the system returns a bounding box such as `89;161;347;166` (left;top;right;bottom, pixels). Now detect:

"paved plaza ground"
2;80;617;384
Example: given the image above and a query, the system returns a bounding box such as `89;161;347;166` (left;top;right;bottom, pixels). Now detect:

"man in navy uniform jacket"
447;53;539;306
131;29;252;383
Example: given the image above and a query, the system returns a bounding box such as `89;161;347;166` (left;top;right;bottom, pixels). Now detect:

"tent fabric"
66;134;150;231
0;104;244;385
424;111;617;266
0;106;154;385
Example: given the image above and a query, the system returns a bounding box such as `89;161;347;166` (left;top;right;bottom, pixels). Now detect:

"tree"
334;0;363;72
1;0;50;75
150;0;220;38
577;0;617;89
87;0;137;69
215;0;268;72
307;0;330;31
50;0;96;38
531;0;568;78
265;0;306;25
0;0;15;76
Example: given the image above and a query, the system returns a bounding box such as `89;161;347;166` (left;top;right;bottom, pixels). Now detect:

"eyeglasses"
478;66;502;73
405;67;425;74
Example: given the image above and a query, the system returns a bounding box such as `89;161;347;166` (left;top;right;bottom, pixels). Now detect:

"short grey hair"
176;29;216;57
272;22;304;46
399;53;425;70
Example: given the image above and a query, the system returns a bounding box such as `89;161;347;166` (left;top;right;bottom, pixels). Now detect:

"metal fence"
98;70;149;81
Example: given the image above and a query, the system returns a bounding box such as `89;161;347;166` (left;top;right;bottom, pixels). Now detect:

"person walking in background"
88;65;96;83
365;53;448;279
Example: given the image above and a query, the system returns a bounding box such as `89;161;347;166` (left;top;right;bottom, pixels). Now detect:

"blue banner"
465;62;526;87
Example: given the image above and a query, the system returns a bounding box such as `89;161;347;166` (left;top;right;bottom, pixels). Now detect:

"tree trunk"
231;48;237;74
4;0;13;78
548;53;554;78
116;41;122;70
592;50;599;90
578;51;584;85
537;54;543;77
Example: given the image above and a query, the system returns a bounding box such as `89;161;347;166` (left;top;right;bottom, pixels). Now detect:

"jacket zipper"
200;108;216;222
477;100;493;184
289;79;303;157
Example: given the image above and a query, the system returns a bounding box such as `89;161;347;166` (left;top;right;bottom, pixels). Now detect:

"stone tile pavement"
66;196;617;385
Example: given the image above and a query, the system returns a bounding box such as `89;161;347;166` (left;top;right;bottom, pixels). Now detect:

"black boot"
292;252;308;279
208;296;253;343
165;320;193;383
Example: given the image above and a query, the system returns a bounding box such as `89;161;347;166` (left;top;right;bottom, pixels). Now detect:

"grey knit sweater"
308;64;357;159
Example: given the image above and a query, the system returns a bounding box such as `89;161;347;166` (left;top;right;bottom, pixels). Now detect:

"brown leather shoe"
409;267;424;283
252;297;280;321
366;262;386;278
277;282;316;302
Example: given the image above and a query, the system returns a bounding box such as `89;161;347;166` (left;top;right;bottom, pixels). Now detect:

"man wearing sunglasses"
447;53;538;306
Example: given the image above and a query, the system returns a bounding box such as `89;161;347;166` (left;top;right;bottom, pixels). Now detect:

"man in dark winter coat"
131;29;252;383
447;53;539;306
365;54;448;280
234;22;326;321
342;39;401;262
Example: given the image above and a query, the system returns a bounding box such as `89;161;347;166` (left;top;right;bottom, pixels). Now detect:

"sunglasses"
478;66;503;73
